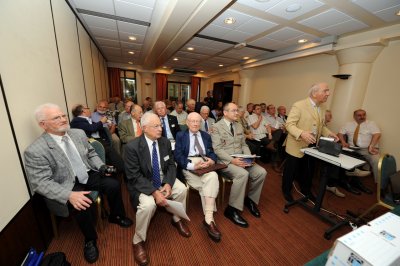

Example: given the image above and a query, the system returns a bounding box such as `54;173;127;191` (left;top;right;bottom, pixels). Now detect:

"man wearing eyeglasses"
154;101;180;140
124;112;190;266
174;112;221;242
24;103;132;264
211;103;267;228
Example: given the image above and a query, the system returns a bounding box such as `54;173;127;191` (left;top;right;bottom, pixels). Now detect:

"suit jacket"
70;116;109;143
200;117;215;132
124;135;177;207
285;98;333;158
119;118;138;144
174;130;218;170
211;119;251;165
161;114;180;140
24;129;104;217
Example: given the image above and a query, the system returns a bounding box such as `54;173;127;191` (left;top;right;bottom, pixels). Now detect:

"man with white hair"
174;112;221;242
154;101;180;140
282;83;339;203
124;112;190;266
199;105;215;134
24;103;132;263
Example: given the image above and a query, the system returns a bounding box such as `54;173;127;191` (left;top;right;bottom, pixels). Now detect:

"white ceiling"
67;0;400;75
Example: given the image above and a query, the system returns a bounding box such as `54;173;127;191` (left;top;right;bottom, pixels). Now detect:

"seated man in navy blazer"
154;101;180;140
124;112;190;266
174;112;221;242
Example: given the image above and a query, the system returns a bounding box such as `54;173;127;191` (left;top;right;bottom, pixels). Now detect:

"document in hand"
231;154;259;164
166;200;190;221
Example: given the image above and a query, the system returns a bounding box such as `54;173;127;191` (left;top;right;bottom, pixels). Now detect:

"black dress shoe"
224;206;248;228
339;181;361;195
84;240;99;263
244;197;260;217
351;180;373;195
109;216;133;228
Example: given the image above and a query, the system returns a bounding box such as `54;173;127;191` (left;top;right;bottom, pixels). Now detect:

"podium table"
283;147;366;239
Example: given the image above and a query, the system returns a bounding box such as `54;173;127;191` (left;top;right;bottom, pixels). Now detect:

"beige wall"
0;0;108;231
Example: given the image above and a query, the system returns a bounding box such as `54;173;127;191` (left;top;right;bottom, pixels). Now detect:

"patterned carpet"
46;161;381;265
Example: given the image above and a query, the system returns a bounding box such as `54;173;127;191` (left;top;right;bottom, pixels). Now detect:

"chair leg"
50;213;58;238
221;178;226;206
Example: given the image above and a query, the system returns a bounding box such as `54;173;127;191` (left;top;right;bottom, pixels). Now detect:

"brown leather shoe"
266;141;277;152
133;241;148;266
203;220;221;242
171;220;192;238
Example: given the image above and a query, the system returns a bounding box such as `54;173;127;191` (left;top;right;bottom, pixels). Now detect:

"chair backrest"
88;138;106;163
379;154;397;190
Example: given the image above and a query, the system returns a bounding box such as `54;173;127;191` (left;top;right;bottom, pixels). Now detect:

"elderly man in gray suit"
211;102;267;228
24;103;132;264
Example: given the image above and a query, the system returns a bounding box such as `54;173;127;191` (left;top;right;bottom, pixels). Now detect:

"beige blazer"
119;118;137;144
285;98;332;158
211;119;251;165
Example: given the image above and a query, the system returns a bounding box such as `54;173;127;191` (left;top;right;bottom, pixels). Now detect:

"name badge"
164;155;169;161
171;124;175;128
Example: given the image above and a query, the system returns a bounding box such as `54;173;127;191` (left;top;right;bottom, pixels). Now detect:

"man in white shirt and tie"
199;105;215;134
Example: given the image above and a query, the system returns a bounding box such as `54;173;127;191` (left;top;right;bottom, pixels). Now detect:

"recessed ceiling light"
173;58;179;61
224;17;236;25
396;10;400;16
286;3;301;12
200;70;204;73
162;66;167;69
219;64;224;67
128;61;133;64
128;51;135;54
128;36;136;41
298;39;307;43
187;47;194;51
243;56;250;60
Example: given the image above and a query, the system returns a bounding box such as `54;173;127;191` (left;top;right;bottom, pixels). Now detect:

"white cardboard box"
326;213;400;266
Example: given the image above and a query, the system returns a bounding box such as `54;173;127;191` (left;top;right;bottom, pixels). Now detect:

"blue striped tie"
152;141;161;188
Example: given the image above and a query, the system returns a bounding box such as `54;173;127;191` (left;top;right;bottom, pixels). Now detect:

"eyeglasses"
228;109;239;113
148;124;162;129
187;120;202;124
43;114;67;122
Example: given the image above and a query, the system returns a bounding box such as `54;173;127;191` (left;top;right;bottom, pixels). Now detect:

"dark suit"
174;130;217;171
24;128;126;241
160;114;180;140
124;135;187;244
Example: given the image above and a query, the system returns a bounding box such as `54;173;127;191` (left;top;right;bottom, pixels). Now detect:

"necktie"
204;120;208;132
353;124;360;147
194;133;204;155
161;117;167;137
230;123;234;136
152;141;161;188
136;120;142;136
62;136;89;184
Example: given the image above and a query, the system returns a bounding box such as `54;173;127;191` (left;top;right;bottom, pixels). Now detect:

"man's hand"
159;183;172;198
100;116;108;123
341;142;350;148
231;157;251;168
69;191;92;211
152;190;168;207
300;131;316;144
368;145;379;155
205;157;215;167
328;133;339;142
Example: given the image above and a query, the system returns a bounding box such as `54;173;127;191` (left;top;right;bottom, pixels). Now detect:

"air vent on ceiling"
172;68;197;76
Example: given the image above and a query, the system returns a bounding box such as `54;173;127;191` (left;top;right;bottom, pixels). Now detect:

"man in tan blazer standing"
282;83;338;202
211;103;267;228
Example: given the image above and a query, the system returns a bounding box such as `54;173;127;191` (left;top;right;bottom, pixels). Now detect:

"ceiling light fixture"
128;36;136;41
396;10;400;16
243;56;250;60
162;66;167;69
298;39;307;43
128;51;135;54
187;47;194;51
173;58;179;61
219;64;224;67
200;70;204;73
286;3;301;12
224;17;236;25
128;61;133;64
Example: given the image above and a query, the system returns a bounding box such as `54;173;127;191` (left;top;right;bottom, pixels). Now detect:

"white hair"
200;105;210;112
308;83;327;97
141;112;158;127
34;103;61;123
154;101;166;109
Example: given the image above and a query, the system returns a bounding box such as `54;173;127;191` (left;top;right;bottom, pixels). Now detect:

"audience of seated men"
124;113;190;266
25;103;132;264
199;105;215;134
211;103;267;228
154;101;180;140
174;112;221;242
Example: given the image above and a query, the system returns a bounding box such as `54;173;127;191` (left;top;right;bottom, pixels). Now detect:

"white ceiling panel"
119;0;156;9
298;9;353;30
352;0;400;13
266;0;325;20
90;27;119;39
222;30;253;43
374;5;400;22
321;19;368;36
73;0;115;15
186;37;212;47
265;27;304;42
236;0;284;11
120;41;142;50
235;17;278;35
200;24;231;39
175;51;208;60
249;36;289;50
81;14;117;31
117;21;148;35
119;31;145;43
97;38;120;48
114;0;154;22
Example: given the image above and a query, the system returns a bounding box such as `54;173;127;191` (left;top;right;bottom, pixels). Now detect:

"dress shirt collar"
223;118;233;128
48;132;68;145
